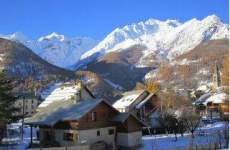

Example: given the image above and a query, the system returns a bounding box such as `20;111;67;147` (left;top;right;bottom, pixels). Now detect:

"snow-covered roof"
194;93;211;105
25;99;103;126
113;90;145;109
38;83;81;108
196;84;210;92
136;93;154;109
203;93;228;105
194;92;228;106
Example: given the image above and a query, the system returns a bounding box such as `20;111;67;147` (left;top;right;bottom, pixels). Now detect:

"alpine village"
0;10;229;150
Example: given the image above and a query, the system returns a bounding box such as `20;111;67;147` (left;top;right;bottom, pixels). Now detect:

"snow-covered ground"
0;123;37;150
139;122;229;150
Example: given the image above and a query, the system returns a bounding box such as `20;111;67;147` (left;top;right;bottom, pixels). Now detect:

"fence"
28;145;90;150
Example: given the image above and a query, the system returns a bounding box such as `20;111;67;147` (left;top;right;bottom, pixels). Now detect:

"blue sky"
0;0;228;40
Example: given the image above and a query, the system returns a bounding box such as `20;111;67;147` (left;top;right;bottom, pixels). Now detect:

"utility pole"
21;95;25;141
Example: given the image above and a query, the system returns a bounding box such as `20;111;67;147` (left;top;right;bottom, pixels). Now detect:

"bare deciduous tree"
157;110;178;141
181;108;201;138
177;117;187;137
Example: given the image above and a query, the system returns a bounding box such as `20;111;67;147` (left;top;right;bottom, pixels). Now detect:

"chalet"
112;90;158;122
194;92;229;120
25;82;145;149
25;99;145;149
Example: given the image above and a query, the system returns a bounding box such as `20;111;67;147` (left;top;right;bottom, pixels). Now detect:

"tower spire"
213;62;221;89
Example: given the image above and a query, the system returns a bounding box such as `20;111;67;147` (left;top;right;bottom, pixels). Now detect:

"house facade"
26;99;145;149
111;113;144;147
36;100;117;149
14;92;40;117
194;92;229;120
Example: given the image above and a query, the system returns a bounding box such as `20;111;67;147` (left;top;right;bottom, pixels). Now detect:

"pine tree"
0;72;19;123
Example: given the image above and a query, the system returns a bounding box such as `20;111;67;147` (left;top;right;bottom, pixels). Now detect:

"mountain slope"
0;38;74;78
1;32;97;69
77;15;228;69
0;15;228;94
80;45;153;90
0;38;122;101
1;15;227;71
145;39;229;90
75;70;122;103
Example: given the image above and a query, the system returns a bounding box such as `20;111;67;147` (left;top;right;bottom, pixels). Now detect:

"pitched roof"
204;93;228;105
25;98;103;126
83;85;95;98
136;93;154;109
110;112;147;126
122;90;145;97
112;90;146;109
193;93;211;105
38;82;94;109
194;92;228;105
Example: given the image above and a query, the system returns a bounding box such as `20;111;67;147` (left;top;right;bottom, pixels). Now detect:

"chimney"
75;81;83;103
75;91;81;103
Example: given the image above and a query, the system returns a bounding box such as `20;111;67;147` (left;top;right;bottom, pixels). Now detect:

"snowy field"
139;122;229;150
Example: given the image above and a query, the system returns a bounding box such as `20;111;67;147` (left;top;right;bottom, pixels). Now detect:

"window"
63;133;74;141
97;130;100;136
92;112;97;121
108;129;114;135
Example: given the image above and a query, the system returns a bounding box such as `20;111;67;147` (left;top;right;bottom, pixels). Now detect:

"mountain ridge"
0;32;97;69
0;15;228;72
77;15;228;69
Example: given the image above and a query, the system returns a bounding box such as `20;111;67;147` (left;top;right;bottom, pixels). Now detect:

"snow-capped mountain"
0;32;29;42
1;32;97;69
0;38;74;86
1;15;228;71
78;15;228;68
